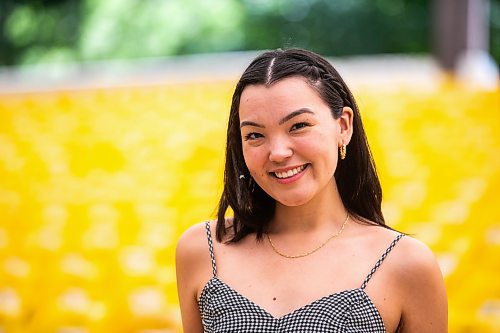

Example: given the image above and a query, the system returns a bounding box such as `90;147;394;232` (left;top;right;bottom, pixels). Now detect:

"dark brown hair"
216;48;390;243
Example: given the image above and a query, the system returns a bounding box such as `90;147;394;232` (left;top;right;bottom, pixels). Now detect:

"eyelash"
290;122;312;131
244;132;262;141
243;122;312;141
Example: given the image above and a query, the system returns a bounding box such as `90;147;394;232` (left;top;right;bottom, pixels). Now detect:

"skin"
176;77;448;332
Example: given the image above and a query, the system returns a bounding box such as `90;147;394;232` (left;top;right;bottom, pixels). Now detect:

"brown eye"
290;122;311;131
244;132;263;141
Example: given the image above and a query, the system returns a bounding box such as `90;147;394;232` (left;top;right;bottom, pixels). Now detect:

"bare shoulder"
391;234;444;283
176;220;218;303
389;233;448;332
176;221;215;333
372;228;445;289
176;221;213;268
361;224;440;275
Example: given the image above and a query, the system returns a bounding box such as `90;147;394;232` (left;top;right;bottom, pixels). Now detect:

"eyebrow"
240;108;314;129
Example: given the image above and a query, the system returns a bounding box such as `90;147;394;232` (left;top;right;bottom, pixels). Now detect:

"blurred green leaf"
1;0;497;65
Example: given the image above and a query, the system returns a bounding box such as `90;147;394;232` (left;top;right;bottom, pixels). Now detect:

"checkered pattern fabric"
199;221;405;332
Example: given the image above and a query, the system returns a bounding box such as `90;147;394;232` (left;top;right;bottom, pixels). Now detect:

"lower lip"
274;165;308;184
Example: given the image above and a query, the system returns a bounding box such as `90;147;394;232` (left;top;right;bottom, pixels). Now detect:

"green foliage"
0;0;81;65
79;0;243;60
240;0;431;56
0;0;497;66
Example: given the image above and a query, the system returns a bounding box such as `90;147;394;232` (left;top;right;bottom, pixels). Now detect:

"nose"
268;137;293;163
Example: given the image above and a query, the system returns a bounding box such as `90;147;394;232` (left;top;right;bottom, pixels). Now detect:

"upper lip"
269;164;308;173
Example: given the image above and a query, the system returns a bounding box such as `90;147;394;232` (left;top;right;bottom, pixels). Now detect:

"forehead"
239;77;328;118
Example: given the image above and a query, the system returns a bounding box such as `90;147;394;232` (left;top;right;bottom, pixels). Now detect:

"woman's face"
239;76;352;207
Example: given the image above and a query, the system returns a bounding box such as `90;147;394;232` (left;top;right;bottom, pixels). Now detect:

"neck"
269;180;347;234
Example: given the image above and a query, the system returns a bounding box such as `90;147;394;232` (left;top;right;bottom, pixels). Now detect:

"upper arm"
397;237;448;332
175;222;212;333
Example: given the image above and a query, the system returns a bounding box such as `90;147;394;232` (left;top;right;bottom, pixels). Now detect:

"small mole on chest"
272;297;277;301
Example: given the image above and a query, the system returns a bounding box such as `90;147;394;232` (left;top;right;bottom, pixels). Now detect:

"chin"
273;193;313;207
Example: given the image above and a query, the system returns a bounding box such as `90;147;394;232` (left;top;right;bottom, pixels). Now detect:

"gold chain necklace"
266;214;350;259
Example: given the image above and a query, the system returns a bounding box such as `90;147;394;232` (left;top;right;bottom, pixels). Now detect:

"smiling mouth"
272;164;308;179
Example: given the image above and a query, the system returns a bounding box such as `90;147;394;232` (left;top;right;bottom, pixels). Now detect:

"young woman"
176;48;447;332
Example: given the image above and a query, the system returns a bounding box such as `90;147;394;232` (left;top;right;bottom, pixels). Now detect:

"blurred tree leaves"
79;0;243;60
1;0;244;65
240;0;430;56
1;0;81;65
0;0;497;66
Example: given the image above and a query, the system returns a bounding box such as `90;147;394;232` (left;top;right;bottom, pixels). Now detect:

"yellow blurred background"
0;63;499;333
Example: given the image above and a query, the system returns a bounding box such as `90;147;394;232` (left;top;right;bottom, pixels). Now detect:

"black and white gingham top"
199;221;405;332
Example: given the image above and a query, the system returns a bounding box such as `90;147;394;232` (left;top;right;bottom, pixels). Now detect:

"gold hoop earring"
340;144;347;160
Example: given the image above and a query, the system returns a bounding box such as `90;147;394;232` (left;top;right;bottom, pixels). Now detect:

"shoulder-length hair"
216;48;389;243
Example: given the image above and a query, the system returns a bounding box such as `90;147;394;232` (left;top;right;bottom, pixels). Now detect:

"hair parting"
266;57;276;85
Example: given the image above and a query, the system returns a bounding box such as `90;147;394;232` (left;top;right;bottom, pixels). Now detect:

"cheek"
243;147;265;173
295;131;337;155
298;133;338;169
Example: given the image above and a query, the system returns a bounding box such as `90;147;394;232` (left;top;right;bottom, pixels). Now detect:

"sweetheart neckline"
198;276;386;328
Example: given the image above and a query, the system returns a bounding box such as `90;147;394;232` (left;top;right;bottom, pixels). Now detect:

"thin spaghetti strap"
361;233;405;290
204;221;217;277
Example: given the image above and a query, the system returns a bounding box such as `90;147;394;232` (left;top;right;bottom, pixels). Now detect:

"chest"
211;240;374;316
199;233;403;332
199;278;387;333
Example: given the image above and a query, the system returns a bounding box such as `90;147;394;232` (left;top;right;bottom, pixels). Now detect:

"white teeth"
274;165;306;179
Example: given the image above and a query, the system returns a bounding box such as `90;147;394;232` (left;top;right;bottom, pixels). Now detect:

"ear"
337;106;354;146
